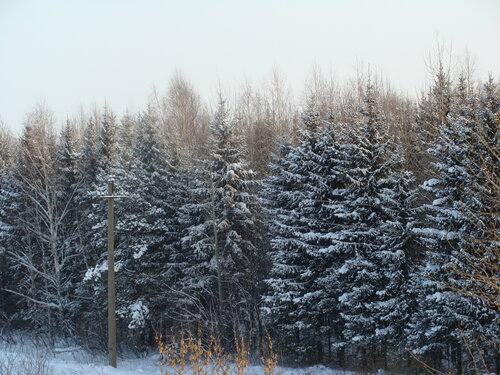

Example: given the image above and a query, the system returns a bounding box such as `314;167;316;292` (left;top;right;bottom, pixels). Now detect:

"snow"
0;340;159;375
127;300;149;329
83;261;108;282
0;339;368;375
133;244;148;259
83;260;125;282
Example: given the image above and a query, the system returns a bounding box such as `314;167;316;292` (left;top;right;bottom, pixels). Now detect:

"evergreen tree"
335;84;416;368
408;76;498;374
261;140;311;360
53;121;83;334
75;114;101;270
112;108;183;350
180;97;267;342
0;126;16;325
79;108;123;344
262;103;349;363
0;164;21;327
413;62;453;185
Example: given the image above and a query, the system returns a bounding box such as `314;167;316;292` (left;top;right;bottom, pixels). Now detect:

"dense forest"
0;58;498;374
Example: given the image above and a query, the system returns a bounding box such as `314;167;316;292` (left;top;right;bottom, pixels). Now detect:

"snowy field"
0;337;365;375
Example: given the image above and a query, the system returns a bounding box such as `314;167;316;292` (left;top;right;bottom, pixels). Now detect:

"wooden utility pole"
101;176;126;368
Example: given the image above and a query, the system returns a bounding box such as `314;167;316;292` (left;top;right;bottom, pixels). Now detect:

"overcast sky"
1;0;499;133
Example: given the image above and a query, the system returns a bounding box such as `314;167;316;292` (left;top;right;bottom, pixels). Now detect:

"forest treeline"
0;59;498;374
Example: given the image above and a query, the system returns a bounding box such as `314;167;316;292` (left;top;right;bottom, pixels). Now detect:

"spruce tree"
335;84;416;368
262;103;349;363
261;140;312;361
79;108;123;344
114;108;183;349
180;97;267;341
0;163;21;326
408;76;498;374
53;121;83;334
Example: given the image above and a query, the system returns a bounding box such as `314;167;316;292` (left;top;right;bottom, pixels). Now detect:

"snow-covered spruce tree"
78;108;124;345
262;103;351;364
179;97;268;343
57;121;81;227
466;76;500;310
111;108;184;351
335;84;417;370
295;109;348;365
413;61;453;186
52;121;84;333
408;76;499;374
175;164;212;326
468;76;500;374
71;113;109;341
74;114;101;270
0;176;16;312
261;140;308;360
0;135;20;328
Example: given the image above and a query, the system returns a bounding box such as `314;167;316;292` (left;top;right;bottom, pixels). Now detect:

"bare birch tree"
6;105;82;340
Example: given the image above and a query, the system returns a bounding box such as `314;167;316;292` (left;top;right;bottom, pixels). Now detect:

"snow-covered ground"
0;338;363;375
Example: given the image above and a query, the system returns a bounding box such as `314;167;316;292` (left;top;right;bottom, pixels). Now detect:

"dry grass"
155;330;280;375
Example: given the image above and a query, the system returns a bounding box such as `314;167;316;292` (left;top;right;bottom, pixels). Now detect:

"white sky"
1;0;499;133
